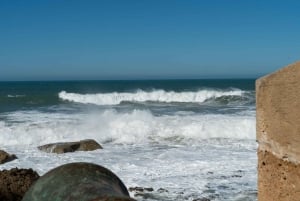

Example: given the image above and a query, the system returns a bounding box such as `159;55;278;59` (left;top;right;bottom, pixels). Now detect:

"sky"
0;0;300;81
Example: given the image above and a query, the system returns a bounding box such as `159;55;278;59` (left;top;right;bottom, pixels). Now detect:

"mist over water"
0;79;257;201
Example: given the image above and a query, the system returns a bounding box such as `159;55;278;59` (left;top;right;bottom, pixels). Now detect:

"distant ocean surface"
0;79;257;201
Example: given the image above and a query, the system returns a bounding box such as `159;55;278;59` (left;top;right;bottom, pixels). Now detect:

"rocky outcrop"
256;61;300;201
0;150;17;164
0;168;39;201
38;139;103;154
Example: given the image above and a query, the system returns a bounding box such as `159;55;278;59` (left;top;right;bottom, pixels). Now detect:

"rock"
256;61;300;201
88;196;136;201
193;198;210;201
38;139;103;154
157;188;169;193
128;187;161;200
0;150;17;164
22;162;136;201
0;168;39;201
128;187;154;192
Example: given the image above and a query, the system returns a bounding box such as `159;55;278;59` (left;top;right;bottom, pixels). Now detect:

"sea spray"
0;109;255;146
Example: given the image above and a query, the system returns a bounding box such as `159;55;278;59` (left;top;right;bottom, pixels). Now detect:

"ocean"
0;79;257;201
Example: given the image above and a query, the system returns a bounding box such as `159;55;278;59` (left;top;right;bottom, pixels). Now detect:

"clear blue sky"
1;0;300;81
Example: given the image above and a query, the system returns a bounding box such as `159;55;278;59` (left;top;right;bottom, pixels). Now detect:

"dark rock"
144;187;154;192
0;150;17;164
128;187;157;199
128;187;154;192
22;162;136;201
193;198;210;201
0;168;39;201
38;139;103;154
157;188;169;193
231;174;242;178
86;195;136;201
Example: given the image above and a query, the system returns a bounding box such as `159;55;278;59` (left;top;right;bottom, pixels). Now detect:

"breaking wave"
7;95;26;98
58;89;247;105
0;109;255;146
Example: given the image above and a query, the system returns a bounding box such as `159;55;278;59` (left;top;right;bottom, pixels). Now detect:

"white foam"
0;110;257;201
0;138;257;200
7;94;25;98
0;109;255;146
58;89;244;105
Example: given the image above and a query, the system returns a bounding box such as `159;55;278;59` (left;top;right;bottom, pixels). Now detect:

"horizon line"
0;77;259;82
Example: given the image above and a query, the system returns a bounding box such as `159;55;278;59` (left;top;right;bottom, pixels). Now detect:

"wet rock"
231;174;242;178
128;187;154;192
157;188;169;193
0;150;17;164
38;139;103;154
22;162;136;201
0;168;39;201
128;187;170;200
193;198;210;201
132;192;156;200
85;195;136;201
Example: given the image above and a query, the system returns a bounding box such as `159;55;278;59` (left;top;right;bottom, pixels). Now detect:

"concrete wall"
256;61;300;201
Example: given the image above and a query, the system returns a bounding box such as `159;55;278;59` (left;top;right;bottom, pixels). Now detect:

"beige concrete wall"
256;61;300;201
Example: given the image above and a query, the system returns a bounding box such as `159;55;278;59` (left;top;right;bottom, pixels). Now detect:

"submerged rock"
38;139;103;154
0;168;39;201
0;150;17;164
22;162;136;201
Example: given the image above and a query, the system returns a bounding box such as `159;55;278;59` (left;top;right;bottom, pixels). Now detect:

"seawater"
0;79;257;201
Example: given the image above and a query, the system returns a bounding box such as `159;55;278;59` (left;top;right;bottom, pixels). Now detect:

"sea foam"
58;89;245;105
0;109;255;146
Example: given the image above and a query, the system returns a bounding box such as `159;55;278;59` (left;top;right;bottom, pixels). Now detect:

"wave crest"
58;89;245;105
0;110;255;146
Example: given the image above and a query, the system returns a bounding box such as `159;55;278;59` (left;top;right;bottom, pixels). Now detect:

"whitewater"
58;89;245;105
0;80;257;201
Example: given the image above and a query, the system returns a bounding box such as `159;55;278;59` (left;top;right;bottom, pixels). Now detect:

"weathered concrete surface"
38;139;103;154
258;150;300;201
22;162;136;201
256;61;300;201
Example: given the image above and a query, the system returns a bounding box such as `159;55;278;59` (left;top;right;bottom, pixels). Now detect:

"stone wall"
256;61;300;201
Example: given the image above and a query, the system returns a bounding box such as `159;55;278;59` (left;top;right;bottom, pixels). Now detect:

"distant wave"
7;94;25;98
58;89;246;105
